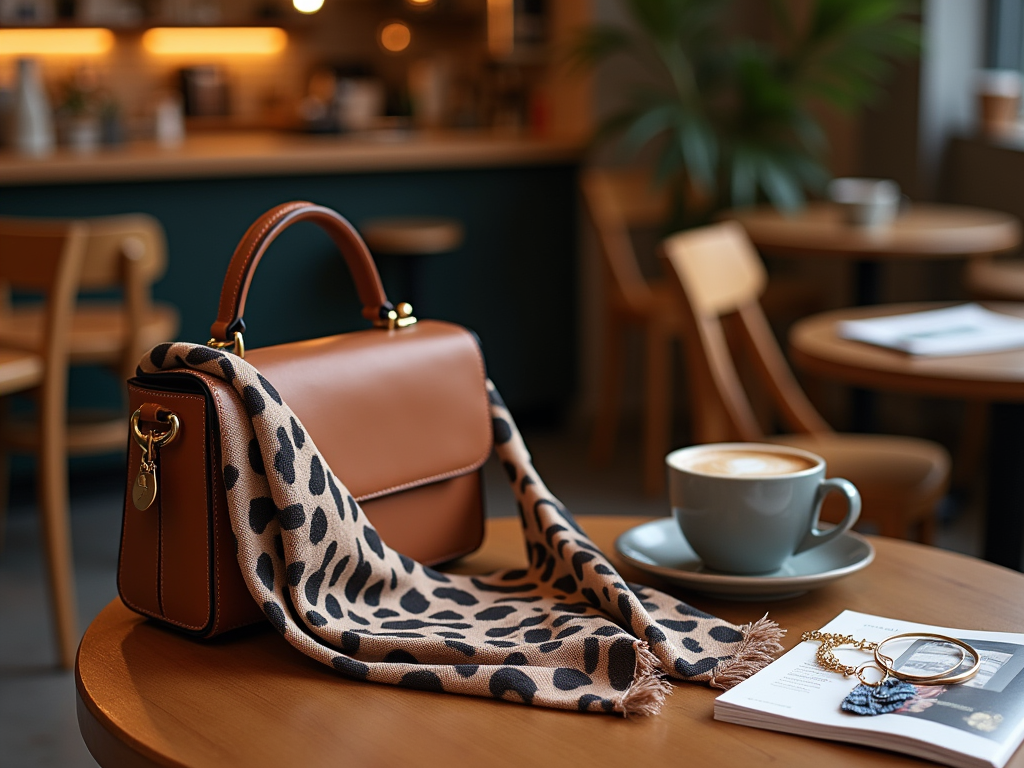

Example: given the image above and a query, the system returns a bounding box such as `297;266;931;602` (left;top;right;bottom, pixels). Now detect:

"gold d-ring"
130;408;180;451
874;633;981;686
206;331;245;359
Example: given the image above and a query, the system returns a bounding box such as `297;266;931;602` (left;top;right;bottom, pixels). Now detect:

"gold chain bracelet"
801;629;980;687
801;630;884;685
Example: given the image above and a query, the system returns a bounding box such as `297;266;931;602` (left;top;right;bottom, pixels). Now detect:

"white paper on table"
837;304;1024;356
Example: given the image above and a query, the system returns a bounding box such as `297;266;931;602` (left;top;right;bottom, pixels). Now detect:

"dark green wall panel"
0;165;579;415
0;165;578;477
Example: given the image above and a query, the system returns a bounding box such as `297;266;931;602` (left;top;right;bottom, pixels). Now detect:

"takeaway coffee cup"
977;69;1022;138
667;443;861;574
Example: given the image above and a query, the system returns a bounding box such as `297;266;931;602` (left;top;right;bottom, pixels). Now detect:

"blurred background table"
790;303;1024;570
77;515;1024;768
727;202;1021;305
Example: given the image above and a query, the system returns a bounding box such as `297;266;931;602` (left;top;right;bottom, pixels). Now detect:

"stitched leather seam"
156;461;164;617
223;202;307;328
354;328;493;502
118;385;158;621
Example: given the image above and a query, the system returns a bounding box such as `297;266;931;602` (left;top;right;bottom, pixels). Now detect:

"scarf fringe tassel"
616;641;674;718
708;614;786;690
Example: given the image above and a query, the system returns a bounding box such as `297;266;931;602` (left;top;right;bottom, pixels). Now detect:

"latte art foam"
683;449;816;477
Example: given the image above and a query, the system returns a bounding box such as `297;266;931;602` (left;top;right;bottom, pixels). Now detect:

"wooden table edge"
723;203;1023;259
77;681;182;768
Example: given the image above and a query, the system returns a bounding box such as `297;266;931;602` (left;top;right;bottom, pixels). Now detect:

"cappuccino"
666;442;861;573
679;449;816;478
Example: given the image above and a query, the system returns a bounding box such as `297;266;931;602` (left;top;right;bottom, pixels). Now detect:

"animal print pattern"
140;342;784;716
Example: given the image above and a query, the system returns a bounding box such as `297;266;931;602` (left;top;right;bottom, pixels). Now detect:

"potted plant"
573;0;919;226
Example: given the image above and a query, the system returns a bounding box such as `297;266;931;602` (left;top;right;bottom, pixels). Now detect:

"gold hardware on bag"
130;407;180;511
133;432;158;511
374;302;418;330
207;330;245;359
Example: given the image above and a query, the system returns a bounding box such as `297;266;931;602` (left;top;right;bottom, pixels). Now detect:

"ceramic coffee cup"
666;443;861;574
827;177;901;228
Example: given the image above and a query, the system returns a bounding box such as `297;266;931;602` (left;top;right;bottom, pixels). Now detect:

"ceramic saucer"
615;518;874;600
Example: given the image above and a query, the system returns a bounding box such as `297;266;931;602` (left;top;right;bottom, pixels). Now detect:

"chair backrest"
661;220;832;443
0;214;167;291
0;214;169;376
0;222;89;421
580;168;671;314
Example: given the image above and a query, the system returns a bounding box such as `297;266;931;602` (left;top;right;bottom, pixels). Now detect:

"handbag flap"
244;319;492;501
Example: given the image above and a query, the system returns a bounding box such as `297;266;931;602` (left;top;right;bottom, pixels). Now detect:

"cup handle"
794;477;861;555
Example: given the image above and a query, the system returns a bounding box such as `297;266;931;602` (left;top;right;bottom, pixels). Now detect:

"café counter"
0;130;583;186
0;130;584;417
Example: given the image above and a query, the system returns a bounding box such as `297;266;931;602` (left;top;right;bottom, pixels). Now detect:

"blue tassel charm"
841;678;918;716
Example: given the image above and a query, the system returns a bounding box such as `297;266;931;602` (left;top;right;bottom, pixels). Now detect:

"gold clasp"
373;302;418;331
130;406;179;511
206;330;245;359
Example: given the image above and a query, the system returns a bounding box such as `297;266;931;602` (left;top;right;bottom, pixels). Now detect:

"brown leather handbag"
118;202;491;637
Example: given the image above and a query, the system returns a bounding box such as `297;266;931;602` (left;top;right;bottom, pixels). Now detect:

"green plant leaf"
576;0;918;220
758;155;805;212
619;102;681;156
730;147;758;208
678;116;717;189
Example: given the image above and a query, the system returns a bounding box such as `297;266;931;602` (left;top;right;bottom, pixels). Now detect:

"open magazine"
837;303;1024;356
715;611;1024;768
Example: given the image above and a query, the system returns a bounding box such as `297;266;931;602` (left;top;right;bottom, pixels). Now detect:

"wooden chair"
582;168;683;496
0;214;178;381
0;215;178;475
0;222;91;668
0;215;178;667
661;221;950;542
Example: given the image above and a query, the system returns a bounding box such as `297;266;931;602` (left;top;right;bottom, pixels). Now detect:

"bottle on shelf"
13;58;56;157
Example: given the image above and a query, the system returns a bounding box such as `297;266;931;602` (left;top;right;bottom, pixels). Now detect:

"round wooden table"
728;202;1020;260
77;515;1024;768
727;202;1022;305
790;302;1024;569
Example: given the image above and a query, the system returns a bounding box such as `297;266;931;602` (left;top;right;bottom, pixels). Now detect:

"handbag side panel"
118;373;264;637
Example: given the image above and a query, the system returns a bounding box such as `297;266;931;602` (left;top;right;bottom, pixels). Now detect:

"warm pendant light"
142;27;287;55
379;21;411;53
293;0;324;14
0;28;114;56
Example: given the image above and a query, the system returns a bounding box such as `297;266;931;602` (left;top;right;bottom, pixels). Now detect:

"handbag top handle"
209;202;393;345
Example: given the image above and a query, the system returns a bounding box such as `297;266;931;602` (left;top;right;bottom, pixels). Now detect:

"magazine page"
715;611;1024;768
837;304;1024;356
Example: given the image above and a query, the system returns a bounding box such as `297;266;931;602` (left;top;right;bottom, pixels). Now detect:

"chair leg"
917;510;936;547
37;437;79;669
876;512;908;541
955;400;988;492
643;323;671;497
590;313;627;466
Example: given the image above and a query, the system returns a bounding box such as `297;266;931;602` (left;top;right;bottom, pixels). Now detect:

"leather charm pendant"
841;678;918;716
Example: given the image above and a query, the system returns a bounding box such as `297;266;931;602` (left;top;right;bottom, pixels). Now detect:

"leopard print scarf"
140;342;784;716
